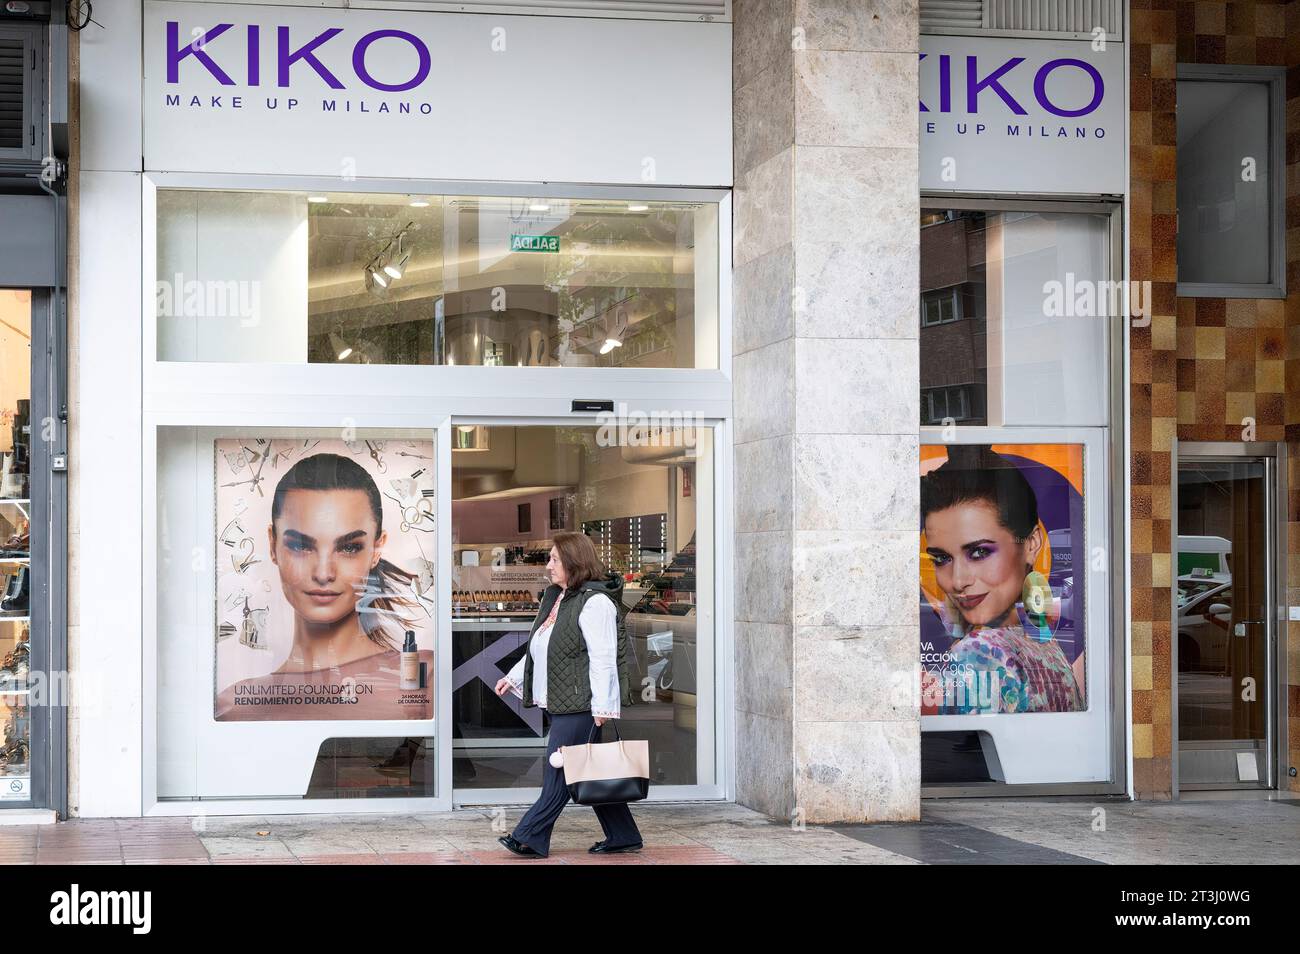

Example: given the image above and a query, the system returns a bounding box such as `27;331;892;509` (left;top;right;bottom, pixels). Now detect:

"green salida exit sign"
510;234;560;253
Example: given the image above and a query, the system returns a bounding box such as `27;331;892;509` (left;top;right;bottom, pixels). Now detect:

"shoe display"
498;834;540;857
0;700;29;775
0;637;28;685
1;566;28;613
588;840;643;854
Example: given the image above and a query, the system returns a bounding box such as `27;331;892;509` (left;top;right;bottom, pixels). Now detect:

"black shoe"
588;840;643;854
498;834;540;857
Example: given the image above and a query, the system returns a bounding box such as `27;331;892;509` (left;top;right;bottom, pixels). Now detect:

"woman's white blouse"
504;592;621;719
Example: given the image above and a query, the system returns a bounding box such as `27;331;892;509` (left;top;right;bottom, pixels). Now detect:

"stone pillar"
733;0;920;822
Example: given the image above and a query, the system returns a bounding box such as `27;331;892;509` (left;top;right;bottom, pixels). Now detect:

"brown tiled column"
1131;0;1300;797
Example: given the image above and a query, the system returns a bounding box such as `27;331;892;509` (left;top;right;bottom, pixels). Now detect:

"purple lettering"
166;21;235;85
352;30;431;92
1033;58;1103;117
277;26;345;89
939;54;951;112
918;52;928;112
966;56;1027;115
247;25;260;86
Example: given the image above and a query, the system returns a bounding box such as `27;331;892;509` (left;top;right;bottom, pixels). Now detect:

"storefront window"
156;190;719;369
0;290;31;802
450;423;712;790
920;208;1111;428
156;426;437;801
919;204;1117;789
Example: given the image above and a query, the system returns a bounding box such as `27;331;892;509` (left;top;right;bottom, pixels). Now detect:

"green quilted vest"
522;574;632;715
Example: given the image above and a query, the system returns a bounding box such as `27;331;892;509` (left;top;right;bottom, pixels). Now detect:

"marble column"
733;0;920;822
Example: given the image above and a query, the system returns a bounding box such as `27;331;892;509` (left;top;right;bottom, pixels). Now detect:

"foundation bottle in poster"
400;631;420;690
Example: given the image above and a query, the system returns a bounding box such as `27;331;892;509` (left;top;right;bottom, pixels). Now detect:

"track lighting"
361;222;413;290
329;333;353;361
383;235;409;279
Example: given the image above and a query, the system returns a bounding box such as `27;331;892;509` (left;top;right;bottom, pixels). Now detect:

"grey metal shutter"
0;34;26;152
922;0;1123;38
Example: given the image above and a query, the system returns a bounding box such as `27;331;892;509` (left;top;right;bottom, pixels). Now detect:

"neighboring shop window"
155;190;720;369
0;290;31;802
157;427;437;801
1175;65;1285;298
450;424;712;789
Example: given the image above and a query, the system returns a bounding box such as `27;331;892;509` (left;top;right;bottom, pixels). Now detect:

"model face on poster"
268;487;387;630
924;501;1043;629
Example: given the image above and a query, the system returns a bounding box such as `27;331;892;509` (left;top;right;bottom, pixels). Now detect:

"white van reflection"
1177;575;1232;674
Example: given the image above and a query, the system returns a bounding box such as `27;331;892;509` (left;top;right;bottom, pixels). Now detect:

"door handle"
1234;620;1265;637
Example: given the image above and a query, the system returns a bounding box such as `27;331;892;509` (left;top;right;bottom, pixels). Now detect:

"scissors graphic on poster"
386;477;434;533
366;439;387;473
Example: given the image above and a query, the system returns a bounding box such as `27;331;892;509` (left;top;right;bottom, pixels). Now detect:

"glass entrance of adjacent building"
1175;447;1283;791
448;420;716;802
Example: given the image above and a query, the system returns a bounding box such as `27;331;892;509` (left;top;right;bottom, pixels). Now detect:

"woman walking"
494;531;642;857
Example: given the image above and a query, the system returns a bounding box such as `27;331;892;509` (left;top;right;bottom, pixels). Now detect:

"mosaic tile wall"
1129;0;1299;797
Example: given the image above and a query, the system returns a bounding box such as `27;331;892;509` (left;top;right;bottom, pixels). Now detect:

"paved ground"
2;796;1298;864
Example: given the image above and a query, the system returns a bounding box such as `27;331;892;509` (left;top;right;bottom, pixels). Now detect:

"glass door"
448;419;717;801
1176;454;1277;790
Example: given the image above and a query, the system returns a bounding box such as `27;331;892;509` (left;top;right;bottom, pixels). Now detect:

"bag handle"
586;719;621;744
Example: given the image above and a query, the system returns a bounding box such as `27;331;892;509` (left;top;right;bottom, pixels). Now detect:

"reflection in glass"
157;191;718;369
1176;462;1268;767
919;208;1111;428
450;424;711;789
1176;79;1273;286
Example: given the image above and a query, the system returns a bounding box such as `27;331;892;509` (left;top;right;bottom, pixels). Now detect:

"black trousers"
512;710;642;858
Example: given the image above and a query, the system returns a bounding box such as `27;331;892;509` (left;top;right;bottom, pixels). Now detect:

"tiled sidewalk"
2;797;1298;865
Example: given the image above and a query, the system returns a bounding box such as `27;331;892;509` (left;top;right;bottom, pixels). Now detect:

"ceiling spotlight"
383;255;408;280
409;199;430;208
308;195;329;204
627;202;649;212
599;338;622;355
329;333;353;361
370;267;389;288
383;236;409;279
530;202;551;213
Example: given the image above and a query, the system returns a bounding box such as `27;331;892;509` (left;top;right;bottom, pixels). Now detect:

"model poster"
920;444;1086;715
214;438;436;721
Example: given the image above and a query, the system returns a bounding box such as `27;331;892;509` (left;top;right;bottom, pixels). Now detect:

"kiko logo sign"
919;54;1104;120
140;1;732;186
167;21;433;93
918;35;1123;194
